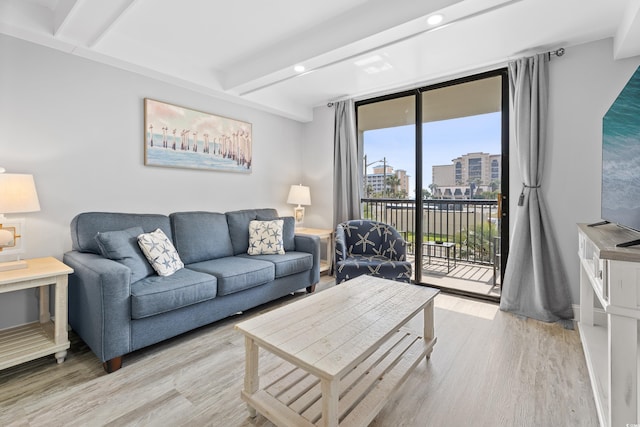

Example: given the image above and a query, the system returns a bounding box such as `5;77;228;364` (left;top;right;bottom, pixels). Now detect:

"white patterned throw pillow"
137;228;184;276
248;219;285;255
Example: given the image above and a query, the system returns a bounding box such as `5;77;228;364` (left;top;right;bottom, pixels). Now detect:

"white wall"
301;105;335;230
545;38;640;303
0;35;305;329
301;38;640;307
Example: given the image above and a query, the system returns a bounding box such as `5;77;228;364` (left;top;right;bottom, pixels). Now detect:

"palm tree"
428;183;439;199
468;178;482;199
385;175;401;197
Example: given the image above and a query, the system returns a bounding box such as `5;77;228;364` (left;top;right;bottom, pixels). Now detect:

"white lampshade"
0;174;41;214
287;184;311;206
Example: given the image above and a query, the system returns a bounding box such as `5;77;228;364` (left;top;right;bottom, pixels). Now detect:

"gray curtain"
333;99;362;227
500;53;573;325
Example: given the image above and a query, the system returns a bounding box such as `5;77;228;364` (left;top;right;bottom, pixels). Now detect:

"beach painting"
144;98;252;173
602;65;640;230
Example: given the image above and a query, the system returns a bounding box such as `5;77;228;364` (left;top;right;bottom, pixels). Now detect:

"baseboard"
572;304;607;325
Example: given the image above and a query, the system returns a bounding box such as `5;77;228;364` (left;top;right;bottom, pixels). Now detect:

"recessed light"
294;65;305;73
427;14;444;26
354;55;383;67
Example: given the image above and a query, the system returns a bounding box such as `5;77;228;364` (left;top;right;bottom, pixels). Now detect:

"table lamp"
0;169;41;271
287;184;311;227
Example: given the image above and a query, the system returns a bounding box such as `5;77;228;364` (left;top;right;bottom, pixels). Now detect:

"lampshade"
0;174;41;214
287;184;311;206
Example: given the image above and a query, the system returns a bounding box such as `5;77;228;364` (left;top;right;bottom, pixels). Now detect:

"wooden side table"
0;257;73;370
295;227;334;275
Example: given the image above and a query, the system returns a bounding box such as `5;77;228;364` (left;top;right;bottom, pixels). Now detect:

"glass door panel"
358;94;417;280
420;74;505;300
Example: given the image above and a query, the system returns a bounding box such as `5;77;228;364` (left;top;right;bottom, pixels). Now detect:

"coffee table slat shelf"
236;275;439;427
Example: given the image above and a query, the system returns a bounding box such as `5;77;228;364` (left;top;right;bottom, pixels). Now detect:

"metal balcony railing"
361;198;499;266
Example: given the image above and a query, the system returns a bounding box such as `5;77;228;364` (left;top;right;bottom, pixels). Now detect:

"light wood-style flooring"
0;277;597;426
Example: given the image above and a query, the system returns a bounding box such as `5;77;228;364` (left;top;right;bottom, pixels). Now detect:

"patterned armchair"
335;219;412;284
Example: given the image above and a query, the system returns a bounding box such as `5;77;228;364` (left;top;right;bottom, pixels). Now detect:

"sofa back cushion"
170;211;234;264
95;226;155;283
226;208;279;255
71;212;172;254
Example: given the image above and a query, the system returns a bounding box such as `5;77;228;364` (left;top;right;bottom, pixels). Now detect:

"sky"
363;112;502;197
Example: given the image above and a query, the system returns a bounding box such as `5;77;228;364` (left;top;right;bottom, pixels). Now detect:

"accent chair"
335;219;412;284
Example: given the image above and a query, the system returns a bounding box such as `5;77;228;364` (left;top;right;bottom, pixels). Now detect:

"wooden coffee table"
235;275;439;427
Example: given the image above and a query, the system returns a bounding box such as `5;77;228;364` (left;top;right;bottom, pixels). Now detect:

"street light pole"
364;155;388;197
383;157;387;197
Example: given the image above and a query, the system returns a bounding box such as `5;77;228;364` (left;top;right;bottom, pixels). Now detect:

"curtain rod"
326;47;565;107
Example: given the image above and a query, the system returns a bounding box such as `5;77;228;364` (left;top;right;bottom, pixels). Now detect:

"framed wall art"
144;98;252;173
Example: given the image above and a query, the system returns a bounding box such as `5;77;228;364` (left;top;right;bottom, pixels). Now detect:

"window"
491;159;499;180
455;162;462;183
468;158;482;181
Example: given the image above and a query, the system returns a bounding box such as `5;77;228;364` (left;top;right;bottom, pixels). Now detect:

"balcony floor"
414;259;501;299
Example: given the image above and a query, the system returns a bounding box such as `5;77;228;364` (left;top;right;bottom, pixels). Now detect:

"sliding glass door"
357;70;508;302
358;93;416;249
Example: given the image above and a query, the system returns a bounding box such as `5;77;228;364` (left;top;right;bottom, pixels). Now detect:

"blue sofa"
63;209;320;372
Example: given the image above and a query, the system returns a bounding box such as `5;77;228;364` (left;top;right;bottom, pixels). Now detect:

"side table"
295;227;334;275
423;241;456;273
0;257;73;370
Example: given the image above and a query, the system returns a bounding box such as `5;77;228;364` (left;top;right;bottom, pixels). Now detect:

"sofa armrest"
294;234;321;285
63;251;132;362
335;224;348;263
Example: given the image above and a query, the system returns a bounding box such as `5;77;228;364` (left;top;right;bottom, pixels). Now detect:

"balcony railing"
361;198;499;266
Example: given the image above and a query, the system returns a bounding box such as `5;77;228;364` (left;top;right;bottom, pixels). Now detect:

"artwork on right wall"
601;65;640;232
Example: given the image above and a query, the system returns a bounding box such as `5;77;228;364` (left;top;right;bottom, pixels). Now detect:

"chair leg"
306;284;316;293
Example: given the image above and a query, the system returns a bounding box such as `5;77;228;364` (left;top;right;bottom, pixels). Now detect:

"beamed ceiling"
1;0;639;122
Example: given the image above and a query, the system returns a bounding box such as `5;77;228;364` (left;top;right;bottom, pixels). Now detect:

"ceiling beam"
220;0;464;93
87;0;139;48
53;0;79;37
51;0;139;48
614;0;640;59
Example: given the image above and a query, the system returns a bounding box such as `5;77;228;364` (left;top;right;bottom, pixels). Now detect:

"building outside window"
431;152;501;199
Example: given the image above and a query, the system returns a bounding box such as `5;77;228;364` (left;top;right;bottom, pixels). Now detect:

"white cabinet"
578;223;640;427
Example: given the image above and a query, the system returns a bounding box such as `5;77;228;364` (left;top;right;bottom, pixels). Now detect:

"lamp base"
0;259;27;272
293;206;305;227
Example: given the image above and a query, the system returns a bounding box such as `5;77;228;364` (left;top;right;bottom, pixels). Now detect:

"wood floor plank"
0;278;598;426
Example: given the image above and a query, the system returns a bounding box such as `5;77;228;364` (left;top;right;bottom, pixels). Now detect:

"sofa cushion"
336;254;412;284
170;211;234;264
226;208;279;255
186;256;274;296
138;228;184;276
248;219;285;255
95;226;155;283
130;268;217;319
71;212;172;254
238;252;312;278
257;215;295;251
